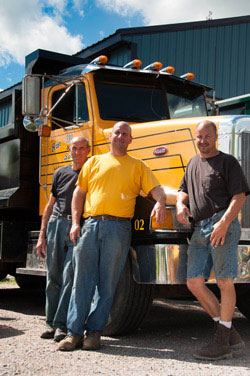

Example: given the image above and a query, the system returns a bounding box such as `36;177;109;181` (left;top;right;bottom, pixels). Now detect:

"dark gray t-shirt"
51;164;81;215
179;151;250;222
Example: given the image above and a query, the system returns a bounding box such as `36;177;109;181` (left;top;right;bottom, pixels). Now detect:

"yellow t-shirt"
77;153;160;218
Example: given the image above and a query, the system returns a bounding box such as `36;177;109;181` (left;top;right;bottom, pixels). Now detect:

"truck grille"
241;132;250;228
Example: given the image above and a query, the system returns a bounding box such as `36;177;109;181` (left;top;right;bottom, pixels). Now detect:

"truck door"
39;79;93;213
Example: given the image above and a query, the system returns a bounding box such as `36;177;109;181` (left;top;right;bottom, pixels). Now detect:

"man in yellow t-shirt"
59;121;166;351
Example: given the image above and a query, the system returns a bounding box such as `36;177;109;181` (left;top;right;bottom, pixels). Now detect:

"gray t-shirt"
179;151;250;222
51;164;81;215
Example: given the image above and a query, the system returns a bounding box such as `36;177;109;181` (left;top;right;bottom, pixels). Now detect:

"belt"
89;215;130;221
195;209;226;227
53;211;72;220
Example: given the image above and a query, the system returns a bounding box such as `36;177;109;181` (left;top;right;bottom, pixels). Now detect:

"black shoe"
40;327;55;339
54;328;67;342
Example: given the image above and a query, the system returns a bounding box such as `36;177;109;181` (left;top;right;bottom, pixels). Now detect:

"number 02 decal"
134;219;145;231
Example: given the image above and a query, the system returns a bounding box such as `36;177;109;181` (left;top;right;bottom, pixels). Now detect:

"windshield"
94;70;207;123
167;92;206;119
50;83;89;129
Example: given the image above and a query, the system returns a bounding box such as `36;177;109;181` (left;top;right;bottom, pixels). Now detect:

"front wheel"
103;254;153;336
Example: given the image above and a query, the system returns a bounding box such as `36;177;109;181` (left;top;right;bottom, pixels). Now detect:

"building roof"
75;15;250;59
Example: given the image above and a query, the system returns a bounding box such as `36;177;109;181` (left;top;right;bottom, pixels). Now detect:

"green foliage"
0;277;17;285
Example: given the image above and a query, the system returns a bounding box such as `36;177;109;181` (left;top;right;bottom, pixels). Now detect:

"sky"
1;0;250;92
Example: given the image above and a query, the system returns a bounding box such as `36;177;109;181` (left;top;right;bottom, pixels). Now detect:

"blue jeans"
46;214;74;330
187;210;241;280
67;217;131;337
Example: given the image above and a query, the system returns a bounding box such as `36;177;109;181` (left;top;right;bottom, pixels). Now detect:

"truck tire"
15;274;46;290
236;286;250;320
103;255;153;336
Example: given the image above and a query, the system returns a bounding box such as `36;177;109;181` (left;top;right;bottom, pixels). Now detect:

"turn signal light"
90;55;108;65
123;59;142;69
150;208;174;230
180;72;195;80
161;66;175;74
166;66;175;74
143;61;163;71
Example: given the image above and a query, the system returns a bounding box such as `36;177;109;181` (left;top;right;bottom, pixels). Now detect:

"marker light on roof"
143;61;163;71
90;55;108;65
123;59;142;69
160;66;175;74
180;72;195;80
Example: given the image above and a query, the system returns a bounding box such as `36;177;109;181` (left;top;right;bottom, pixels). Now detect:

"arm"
176;191;192;226
36;194;56;258
210;192;246;247
149;185;167;224
70;186;86;245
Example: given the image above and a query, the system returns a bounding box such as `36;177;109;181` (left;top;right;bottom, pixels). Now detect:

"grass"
0;276;17;285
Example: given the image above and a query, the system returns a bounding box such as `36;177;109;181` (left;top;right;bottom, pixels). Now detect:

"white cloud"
73;0;86;10
0;0;84;67
99;30;105;39
43;0;67;14
72;0;86;18
96;0;250;25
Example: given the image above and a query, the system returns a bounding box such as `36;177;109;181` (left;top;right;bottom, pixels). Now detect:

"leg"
194;215;243;360
66;219;100;337
211;216;241;321
45;216;68;328
186;223;214;316
53;221;74;331
85;219;131;333
187;277;220;318
88;286;100;316
193;279;242;361
216;278;244;350
217;278;236;322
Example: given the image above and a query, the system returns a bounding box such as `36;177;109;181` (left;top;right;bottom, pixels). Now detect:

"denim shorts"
187;209;241;280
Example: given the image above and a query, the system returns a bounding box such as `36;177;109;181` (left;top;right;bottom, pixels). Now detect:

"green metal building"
76;15;250;100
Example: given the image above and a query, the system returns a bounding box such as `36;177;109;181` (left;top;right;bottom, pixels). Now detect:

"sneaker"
54;328;67;342
229;325;245;350
82;331;101;350
194;323;232;360
58;335;83;351
40;327;55;339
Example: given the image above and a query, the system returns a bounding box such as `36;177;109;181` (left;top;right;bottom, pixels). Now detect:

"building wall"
120;22;250;99
81;18;250;100
107;44;131;67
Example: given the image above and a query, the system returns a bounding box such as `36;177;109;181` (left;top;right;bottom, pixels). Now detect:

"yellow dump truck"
2;53;250;334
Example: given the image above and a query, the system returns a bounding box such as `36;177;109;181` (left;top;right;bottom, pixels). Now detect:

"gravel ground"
0;279;250;376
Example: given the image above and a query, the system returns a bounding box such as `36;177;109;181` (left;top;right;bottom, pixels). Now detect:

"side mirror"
23;116;39;132
23;116;43;133
22;76;41;116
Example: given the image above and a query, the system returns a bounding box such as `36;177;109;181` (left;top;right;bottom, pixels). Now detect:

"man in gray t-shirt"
176;120;249;361
36;136;90;342
179;151;249;223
